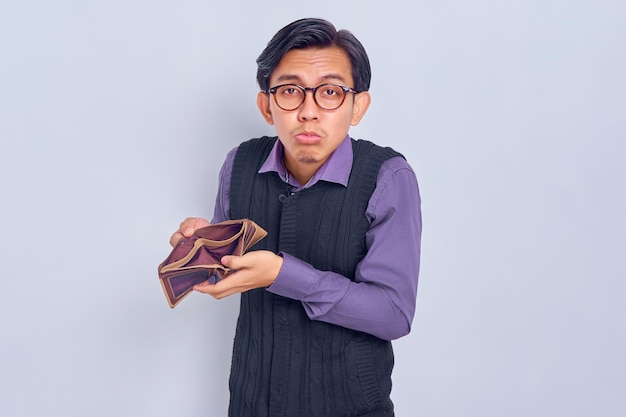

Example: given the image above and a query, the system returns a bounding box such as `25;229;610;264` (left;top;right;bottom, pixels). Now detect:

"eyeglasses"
266;83;358;111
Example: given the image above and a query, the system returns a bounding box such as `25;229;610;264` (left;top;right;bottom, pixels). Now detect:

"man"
170;18;421;417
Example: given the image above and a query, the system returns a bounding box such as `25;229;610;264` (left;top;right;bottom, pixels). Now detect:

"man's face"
257;46;370;183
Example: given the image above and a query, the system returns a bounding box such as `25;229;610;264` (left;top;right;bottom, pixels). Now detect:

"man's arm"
203;150;421;341
267;157;421;341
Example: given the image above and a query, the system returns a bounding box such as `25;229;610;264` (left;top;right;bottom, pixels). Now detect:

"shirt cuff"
266;252;314;300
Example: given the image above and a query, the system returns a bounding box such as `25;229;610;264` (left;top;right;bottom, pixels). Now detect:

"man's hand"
169;217;211;247
193;250;284;299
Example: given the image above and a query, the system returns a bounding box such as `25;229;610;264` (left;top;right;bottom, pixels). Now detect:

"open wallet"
158;219;267;308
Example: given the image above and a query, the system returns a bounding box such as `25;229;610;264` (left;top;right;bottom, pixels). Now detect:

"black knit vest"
228;136;402;417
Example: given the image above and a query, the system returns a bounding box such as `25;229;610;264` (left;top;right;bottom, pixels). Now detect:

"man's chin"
295;153;320;164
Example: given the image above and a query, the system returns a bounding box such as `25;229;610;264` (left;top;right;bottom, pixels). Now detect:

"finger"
193;280;232;299
194;272;245;299
169;231;184;247
178;218;196;237
205;281;241;299
192;280;212;292
221;255;249;272
179;217;211;237
220;255;234;268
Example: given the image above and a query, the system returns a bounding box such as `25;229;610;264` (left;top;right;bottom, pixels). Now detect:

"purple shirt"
212;136;421;340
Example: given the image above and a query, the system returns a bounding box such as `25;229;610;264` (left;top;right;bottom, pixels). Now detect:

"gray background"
1;1;624;416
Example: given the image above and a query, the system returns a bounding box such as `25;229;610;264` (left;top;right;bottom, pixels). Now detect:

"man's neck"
285;163;319;187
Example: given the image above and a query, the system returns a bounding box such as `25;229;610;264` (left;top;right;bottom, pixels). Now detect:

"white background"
1;1;624;416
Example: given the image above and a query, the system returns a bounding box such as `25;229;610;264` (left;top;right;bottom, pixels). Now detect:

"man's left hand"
192;250;283;299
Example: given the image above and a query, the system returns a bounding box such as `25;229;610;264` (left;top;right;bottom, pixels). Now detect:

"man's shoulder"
350;138;405;163
232;136;277;162
229;136;279;175
238;136;277;149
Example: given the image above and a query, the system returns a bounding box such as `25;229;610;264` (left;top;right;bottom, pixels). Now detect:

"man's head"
255;18;372;185
256;18;371;94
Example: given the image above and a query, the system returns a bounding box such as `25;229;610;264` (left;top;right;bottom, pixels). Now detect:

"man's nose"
298;90;319;120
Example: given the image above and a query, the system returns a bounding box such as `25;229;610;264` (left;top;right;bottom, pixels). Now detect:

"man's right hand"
169;217;211;247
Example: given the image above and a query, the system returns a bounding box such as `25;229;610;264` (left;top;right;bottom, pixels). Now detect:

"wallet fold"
158;219;267;308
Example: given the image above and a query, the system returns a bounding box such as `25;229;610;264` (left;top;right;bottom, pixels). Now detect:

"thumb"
221;255;237;268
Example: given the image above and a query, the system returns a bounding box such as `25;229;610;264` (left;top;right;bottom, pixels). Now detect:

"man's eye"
283;87;300;95
321;87;340;97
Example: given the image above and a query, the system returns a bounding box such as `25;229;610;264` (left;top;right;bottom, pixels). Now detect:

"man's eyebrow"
320;73;348;83
275;74;303;83
274;73;348;84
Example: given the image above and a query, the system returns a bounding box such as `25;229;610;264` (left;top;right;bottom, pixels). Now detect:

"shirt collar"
259;135;353;189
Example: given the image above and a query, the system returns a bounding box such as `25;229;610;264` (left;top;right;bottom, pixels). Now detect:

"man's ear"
257;92;274;125
350;91;371;126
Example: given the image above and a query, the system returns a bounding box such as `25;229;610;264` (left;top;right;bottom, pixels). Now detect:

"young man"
170;18;421;417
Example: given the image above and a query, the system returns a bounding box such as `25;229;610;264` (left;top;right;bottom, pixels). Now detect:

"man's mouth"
294;131;322;144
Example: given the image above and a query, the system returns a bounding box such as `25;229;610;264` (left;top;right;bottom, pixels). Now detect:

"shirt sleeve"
267;156;422;341
211;146;238;224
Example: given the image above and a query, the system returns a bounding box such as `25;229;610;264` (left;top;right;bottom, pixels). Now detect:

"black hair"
256;18;371;93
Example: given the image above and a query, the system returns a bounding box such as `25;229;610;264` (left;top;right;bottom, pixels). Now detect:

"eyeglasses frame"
265;83;359;111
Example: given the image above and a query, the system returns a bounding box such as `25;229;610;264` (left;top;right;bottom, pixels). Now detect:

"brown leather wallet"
158;219;267;308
